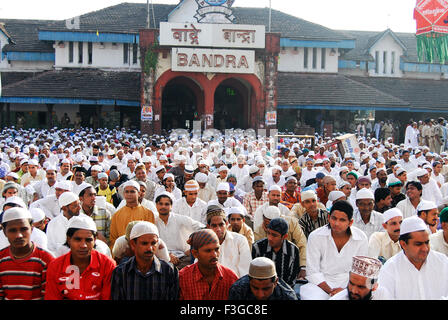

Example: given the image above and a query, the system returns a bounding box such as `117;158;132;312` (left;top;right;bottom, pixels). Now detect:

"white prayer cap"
20;159;28;166
67;216;97;233
2;196;26;209
54;180;72;191
339;166;349;173
155;165;165;173
268;185;282;193
328;191;346;202
74;154;84;163
107;150;115;156
184;180;200;192
195;172;208;183
249;165;260;175
2;207;32;224
396;168;406;176
351;256;382;279
91;165;102;172
184;165;194;174
6;172;19;180
361;154;370;161
61;158;71;164
46;165;57;172
356;189;374;200
98;172;108;180
248;257;277;280
301;190;317;202
130;221;159;240
122;180;140;191
141;156;151;163
417;200;437;212
218;166;228;172
376;167;387;174
28;159;38;166
25;184;36;196
77;182;93;196
163;173;174;181
58;192;79;207
217;182;230;192
416;168;429;177
30;208;46;223
263;206;281;220
383;208;403;223
400;215;429;235
226;206;245;217
376;157;385;164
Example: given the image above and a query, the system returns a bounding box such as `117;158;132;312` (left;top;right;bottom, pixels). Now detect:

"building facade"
1;1;448;137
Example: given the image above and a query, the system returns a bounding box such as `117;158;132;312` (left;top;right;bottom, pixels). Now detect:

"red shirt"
179;262;238;300
45;249;116;300
0;243;55;300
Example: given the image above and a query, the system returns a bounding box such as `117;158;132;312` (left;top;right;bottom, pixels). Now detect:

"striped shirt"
0;243;55;300
298;209;329;238
110;256;179;300
252;238;300;288
179;263;238;300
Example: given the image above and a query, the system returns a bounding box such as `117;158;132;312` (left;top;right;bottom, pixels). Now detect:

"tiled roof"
0;72;42;87
1;69;140;102
277;72;409;108
347;76;448;111
0;19;58;52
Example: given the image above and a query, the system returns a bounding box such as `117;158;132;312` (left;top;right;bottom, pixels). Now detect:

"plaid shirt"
179;262;238;300
80;205;112;243
243;191;269;218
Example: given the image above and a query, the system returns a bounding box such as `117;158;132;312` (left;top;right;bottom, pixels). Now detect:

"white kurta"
429;230;448;256
368;231;401;260
46;213;89;253
29;194;61;219
422;179;447;206
378;250;448;300
395;197;419;219
172;197;207;224
219;231;251;278
301;225;368;300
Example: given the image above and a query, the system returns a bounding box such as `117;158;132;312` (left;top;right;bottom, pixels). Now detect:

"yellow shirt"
97;186;117;204
109;204;155;248
227;223;254;249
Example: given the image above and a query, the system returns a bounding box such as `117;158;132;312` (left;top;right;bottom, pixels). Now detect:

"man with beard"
179;229;238;300
416;200;439;234
330;256;390;300
228;257;297;300
368;208;403;262
32;165;58;199
111;221;179;300
371;168;388;191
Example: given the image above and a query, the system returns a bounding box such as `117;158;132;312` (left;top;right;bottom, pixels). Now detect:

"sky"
0;0;417;33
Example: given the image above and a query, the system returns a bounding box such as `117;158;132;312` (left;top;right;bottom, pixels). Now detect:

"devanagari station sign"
160;22;265;49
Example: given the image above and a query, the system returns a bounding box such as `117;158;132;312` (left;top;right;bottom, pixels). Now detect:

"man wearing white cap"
416;168;447;206
110;180;156;248
266;166;286;190
32;165;58;199
46;191;89;254
155;192;205;269
239;165;261;194
0;207;55;300
132;164;156;202
172;180;207;224
56;158;73;181
298;190;329;238
228;256;297;300
111;221;179;300
229;155;249;183
153;173;182;202
207;182;246;213
353;189;384;239
330;256;391;300
45;216;117;300
85;164;102;188
29;180;72;219
368;208;403;262
195;172;217;203
226;207;254;249
416;200;439;234
378;215;448;299
20;159;45;187
300;158;317;188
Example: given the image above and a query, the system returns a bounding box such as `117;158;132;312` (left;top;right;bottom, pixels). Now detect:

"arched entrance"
161;76;203;130
214;78;251;130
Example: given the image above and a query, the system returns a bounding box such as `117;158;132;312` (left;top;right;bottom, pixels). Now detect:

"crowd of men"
0;123;448;300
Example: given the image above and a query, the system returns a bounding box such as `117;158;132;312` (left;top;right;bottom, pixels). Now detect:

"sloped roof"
0;72;42;87
277;72;409;108
1;69;140;102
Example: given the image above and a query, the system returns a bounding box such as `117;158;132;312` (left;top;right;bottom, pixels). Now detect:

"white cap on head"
2;207;32;223
351;256;382;279
2;196;26;209
98;172;108;180
328;191;345;202
30;208;46;223
226;206;245;217
54;180;72;191
67;216;97;232
301;190;317;202
400;215;429;235
249;165;260;175
28;159;38;166
61;158;71;164
356;188;374;200
91;165;102;172
130;221;159;240
268;185;282;193
217;182;230;192
383;208;403;223
122;180;141;191
263;206;281;220
58;191;79;207
416;168;429;177
219;166;228;172
163;173;174;181
195;172;208;183
184;180;200;192
417;200;437;212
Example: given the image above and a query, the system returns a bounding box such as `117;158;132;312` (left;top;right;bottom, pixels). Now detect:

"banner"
141;105;153;122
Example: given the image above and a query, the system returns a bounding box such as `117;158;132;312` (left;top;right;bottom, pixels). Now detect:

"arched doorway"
214;78;251;130
161;77;203;131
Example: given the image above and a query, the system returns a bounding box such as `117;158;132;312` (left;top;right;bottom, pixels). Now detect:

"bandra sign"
171;48;255;74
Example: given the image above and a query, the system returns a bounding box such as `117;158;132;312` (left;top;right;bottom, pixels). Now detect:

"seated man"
298;190;329;238
252;218;300;288
226;207;254;249
228;257;297;300
300;200;368;300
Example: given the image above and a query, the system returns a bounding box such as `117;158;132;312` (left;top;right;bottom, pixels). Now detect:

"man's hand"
298;269;306;280
169;253;179;265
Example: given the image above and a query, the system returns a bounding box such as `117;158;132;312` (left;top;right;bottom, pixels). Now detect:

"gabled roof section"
366;29;407;51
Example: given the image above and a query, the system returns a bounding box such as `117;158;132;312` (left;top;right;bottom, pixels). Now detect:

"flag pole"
147;0;150;29
269;0;272;32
